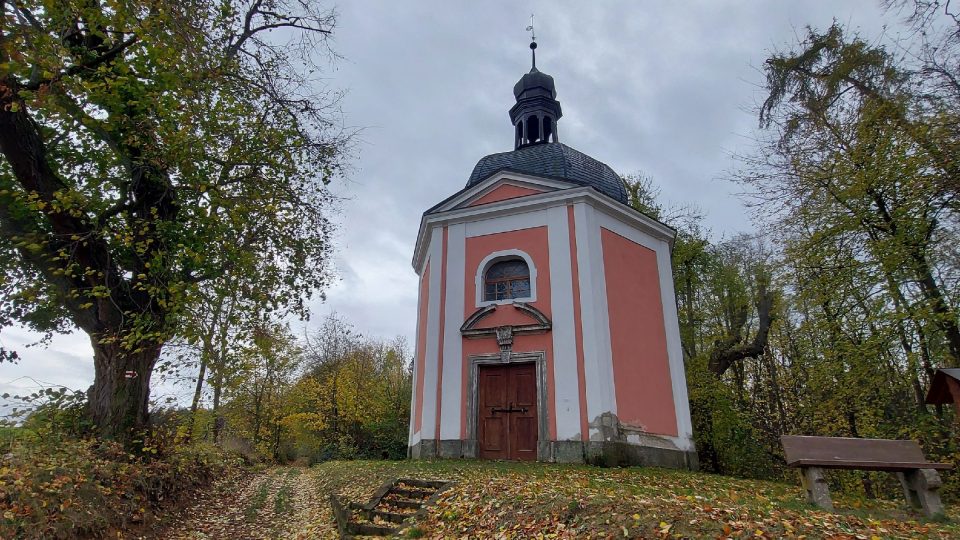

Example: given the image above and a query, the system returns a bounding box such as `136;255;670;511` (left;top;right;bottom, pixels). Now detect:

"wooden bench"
781;435;951;517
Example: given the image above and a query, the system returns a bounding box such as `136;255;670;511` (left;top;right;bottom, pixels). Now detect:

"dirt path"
150;466;336;540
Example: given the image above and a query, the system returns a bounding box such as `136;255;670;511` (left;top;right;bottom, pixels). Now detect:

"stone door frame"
465;351;549;461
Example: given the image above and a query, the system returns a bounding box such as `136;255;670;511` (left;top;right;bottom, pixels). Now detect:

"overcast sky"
1;1;896;408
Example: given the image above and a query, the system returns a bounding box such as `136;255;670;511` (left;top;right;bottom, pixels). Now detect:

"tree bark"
186;356;208;443
708;280;775;377
912;252;960;366
212;371;224;444
88;338;161;440
682;260;698;360
846;409;876;499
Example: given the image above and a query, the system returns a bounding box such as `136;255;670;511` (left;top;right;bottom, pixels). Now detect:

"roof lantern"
460;18;629;205
509;31;562;149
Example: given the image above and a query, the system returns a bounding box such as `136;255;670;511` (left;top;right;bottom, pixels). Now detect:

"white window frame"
475;249;537;307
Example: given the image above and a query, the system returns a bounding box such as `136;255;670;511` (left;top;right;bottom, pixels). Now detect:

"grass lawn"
306;459;959;539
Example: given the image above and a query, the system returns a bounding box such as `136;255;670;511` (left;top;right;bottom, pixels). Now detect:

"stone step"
347;522;398;536
381;497;423;510
397;478;449;489
370;509;411;524
389;487;434;499
332;478;454;538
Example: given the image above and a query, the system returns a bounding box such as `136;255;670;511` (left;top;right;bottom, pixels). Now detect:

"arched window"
484;259;531;301
527;114;540;143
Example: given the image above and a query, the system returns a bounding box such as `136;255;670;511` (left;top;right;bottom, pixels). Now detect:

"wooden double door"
478;362;538;461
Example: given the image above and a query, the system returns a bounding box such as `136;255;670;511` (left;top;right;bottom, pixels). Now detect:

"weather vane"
526;13;537;69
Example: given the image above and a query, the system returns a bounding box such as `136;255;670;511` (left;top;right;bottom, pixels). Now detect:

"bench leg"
897;469;944;518
799;466;833;511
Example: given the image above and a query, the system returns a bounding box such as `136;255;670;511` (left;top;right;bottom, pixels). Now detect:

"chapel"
407;38;697;469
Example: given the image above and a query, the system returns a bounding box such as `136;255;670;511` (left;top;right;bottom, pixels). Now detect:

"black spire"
510;37;561;149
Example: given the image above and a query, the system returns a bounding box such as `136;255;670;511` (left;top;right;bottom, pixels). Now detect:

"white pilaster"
654;239;694;449
439;223;466;439
547;205;582;440
573;203;616;435
419;226;444;440
408;258;426;446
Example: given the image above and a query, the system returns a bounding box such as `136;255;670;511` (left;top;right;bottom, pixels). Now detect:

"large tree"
750;23;960;366
0;0;348;441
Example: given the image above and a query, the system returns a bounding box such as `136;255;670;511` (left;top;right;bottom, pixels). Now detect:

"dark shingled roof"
466;142;628;204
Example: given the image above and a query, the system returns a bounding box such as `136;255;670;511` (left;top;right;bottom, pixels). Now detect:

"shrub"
0;438;243;539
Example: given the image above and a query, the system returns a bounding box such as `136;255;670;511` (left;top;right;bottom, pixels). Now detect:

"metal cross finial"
526;13;537;69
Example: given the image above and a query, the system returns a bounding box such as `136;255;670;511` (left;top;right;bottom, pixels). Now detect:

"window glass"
512;279;530;298
483;258;532;302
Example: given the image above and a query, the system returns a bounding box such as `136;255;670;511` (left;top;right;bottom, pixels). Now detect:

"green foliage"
5;386;92;443
200;315;412;464
271;315;412;462
626;40;960;494
671;6;960;502
0;0;349;439
623;174;780;477
685;356;775;479
291;317;413;461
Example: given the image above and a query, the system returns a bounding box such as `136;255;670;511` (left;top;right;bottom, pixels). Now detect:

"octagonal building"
407;42;697;469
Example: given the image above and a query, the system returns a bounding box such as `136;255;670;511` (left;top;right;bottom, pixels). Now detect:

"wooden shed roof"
925;368;960;405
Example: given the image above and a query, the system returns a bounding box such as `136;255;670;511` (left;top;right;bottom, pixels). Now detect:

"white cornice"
412;175;676;271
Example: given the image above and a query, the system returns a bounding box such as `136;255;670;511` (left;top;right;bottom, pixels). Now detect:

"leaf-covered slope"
311;460;959;539
157;460;960;539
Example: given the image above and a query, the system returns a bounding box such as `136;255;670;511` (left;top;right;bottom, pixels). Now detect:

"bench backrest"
781;435;927;467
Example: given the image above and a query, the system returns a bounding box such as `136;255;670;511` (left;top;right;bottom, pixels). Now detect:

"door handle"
490;406;529;414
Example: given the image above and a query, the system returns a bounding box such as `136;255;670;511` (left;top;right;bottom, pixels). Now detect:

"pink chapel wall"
467;184;546;207
600;227;678;437
460;226;558;440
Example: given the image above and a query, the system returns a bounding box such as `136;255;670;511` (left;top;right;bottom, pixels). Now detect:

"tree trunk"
681;260;698;360
708;280;775;377
212;371;224;444
190;358;207;414
846;409;876;499
88;338;161;441
186;356;208;442
765;351;789;435
252;384;264;445
913;254;960;366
